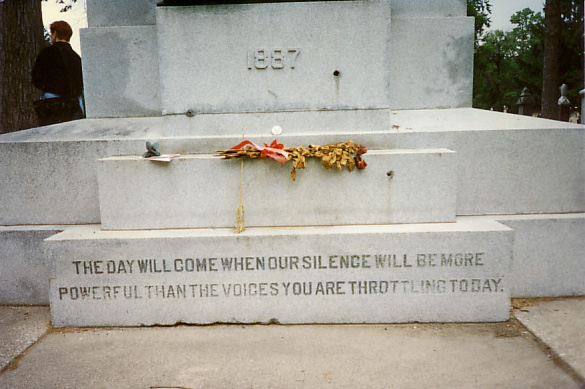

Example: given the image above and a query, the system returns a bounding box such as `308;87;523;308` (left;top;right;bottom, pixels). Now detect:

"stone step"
47;218;513;327
491;214;585;298
97;149;456;229
1;110;581;226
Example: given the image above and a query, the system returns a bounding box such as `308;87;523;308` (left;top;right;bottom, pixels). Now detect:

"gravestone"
0;0;583;325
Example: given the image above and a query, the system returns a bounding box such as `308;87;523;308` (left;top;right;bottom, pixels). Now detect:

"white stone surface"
84;0;467;28
81;26;161;118
97;149;456;230
514;298;585;379
0;109;582;225
87;0;158;27
156;0;392;114
387;17;474;109
84;0;466;29
0;226;64;305
0;307;50;370
454;129;584;215
82;0;473;117
392;0;466;18
390;109;585;215
0;128;142;225
0;112;438;225
48;218;513;327
492;214;585;298
158;108;394;137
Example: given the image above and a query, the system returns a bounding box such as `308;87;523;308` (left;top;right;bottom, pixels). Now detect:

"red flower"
355;156;367;169
230;139;289;164
356;146;367;155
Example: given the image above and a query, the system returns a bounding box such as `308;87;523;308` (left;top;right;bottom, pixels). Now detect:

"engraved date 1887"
247;49;300;70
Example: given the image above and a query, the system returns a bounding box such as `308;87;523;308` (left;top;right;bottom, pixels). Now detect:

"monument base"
0;225;65;305
97;149;456;230
48;218;512;327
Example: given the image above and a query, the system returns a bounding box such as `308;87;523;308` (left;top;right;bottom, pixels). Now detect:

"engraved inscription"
247;49;300;70
69;252;486;276
57;278;504;301
56;251;505;304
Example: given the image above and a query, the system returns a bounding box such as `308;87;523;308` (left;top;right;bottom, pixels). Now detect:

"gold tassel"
234;141;245;233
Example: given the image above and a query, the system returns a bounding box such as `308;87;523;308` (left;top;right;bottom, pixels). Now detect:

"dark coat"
32;42;83;97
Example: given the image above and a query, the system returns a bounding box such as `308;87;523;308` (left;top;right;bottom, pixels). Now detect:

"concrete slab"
0;322;579;388
514;298;585;380
47;218;513;327
0;226;65;305
83;0;473;117
0;306;50;371
156;0;392;114
2;109;580;226
97;149;456;229
81;26;161;118
387;17;474;110
391;109;585;215
494;214;585;298
392;0;466;18
87;0;158;27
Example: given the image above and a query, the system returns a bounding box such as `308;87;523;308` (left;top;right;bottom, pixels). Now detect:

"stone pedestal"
0;0;583;326
97;149;456;230
48;219;513;327
79;0;473;118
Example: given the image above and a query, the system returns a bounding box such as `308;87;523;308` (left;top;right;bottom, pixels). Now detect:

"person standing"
32;20;84;125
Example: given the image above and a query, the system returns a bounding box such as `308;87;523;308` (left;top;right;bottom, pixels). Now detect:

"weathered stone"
97;149;456;229
80;26;161;118
390;109;585;215
387;17;473;110
1;0;583;318
48;218;513;327
86;0;159;27
392;0;466;18
156;0;392;114
0;226;64;305
1;109;582;226
81;0;474;118
494;214;585;298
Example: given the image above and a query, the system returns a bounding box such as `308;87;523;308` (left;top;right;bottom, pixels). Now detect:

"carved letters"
247;49;300;70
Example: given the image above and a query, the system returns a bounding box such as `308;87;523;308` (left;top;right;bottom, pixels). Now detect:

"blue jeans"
42;92;84;115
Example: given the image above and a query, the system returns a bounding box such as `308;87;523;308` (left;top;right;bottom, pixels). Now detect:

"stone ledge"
97;149;457;229
47;218;513;327
492;214;585;298
0;226;66;305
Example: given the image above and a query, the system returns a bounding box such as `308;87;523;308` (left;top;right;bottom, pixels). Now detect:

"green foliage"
43;28;52;47
558;0;584;110
471;0;583;114
473;30;519;111
506;8;545;109
467;0;492;43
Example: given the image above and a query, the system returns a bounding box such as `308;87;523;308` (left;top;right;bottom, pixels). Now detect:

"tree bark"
0;0;45;134
541;0;562;119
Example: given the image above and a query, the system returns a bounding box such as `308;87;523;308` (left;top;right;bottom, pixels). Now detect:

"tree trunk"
0;0;45;134
541;0;562;119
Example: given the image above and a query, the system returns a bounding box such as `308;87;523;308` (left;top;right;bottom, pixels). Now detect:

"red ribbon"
230;140;289;164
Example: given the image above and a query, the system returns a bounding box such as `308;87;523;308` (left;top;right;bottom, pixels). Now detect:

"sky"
41;0;87;54
42;0;546;55
488;0;545;31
